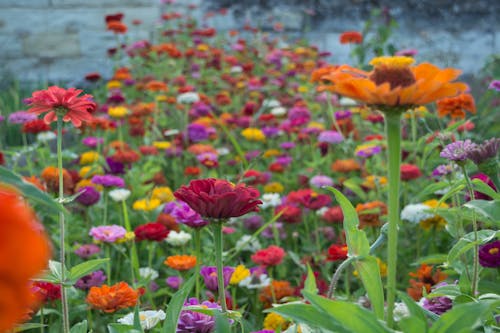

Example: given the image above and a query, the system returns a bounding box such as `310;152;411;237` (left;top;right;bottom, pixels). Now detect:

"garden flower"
166;276;183;290
91;174;125;188
177;298;219;333
27;86;96;127
275;204;302;224
74;244;100;258
134;222;169;242
339;31;363;44
466;138;500;165
420;200;448;231
260;193;282;209
437;93;476;119
117;310;166;330
76;186;101;206
309;175;334;188
132;198;162;211
478;240;500;268
488;79;500;91
74;270;106;290
21;119;50;133
318;130;343;144
151;186;175;203
230;265;251;285
165;255;197;271
79;151;99;165
242;127;266;142
36;131;57;142
260;280;295;308
263;312;289;331
239;269;271;289
312;56;467;109
321;206;344;224
400;203;434;224
407;264;447;300
86;282;139;313
89;225;127;243
356;201;388;228
31;282;61;303
8;110;37;124
165;230;192;246
41;166;74;194
440;140;476;162
400;163;422;181
331;159;361;173
139;267;159;280
174;178;262;220
327;244;348;261
188;123;210;142
200;266;234;291
251;245;286;267
420;295;453;315
108;188;131;202
355;144;382;158
393;302;410;321
235;235;262;252
177;92;200;104
108;106;129;118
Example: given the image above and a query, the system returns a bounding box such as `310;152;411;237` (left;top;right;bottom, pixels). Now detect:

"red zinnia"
251;245;286;267
339;31;363;44
134;222;169;242
27;86;96;127
400;163;422;181
174;178;262;220
327;244;348;261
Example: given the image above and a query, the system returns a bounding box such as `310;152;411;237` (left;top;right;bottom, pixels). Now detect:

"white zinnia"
400;203;433;224
37;131;57;142
230;65;243;73
260;193;281;209
239;273;271;289
270;106;287;117
339;97;358;106
117;310;166;330
393;302;410;321
165;230;192;246
139;267;159;280
177;92;200;104
235;235;261;252
262;99;281;108
108;189;131;202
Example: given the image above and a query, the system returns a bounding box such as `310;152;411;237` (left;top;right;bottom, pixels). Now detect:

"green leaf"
413;181;452;202
162;275;196;333
416;254;448;265
68;259;109;283
471;179;500;200
214;311;232;333
0;166;67;214
397;292;428;325
427;285;462;298
133;305;144;332
107;324;141;333
302;291;392;333
303;265;318;295
447;230;499;264
342;178;367;201
464;200;500;224
324;187;384;319
70;320;88;333
353;256;385;320
398;317;428;333
15;323;48;332
429;301;493;333
267;303;348;332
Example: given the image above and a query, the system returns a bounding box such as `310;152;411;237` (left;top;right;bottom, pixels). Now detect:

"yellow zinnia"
241;128;266;142
230;265;250;285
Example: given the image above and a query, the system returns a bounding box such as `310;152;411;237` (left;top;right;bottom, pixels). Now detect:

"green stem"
327;256;357;299
383;111;403;328
105;245;111;285
213;221;228;312
57;117;70;333
22;133;34;174
194;229;201;300
103;191;108;225
461;165;479;297
40;306;44;333
122;200;139;281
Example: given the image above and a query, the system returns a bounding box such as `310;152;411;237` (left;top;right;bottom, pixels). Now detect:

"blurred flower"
393;302;410;321
31;282;61;303
134;222;169;242
260;193;282;209
242;128;266;142
166;276;183;290
174;178;261;220
488;80;500;91
8;111;37;124
331;159;361;173
437;93;476;119
230;265;251;285
327;244;348;261
309;175;334;188
86;282;139;313
117;310;166;330
139;267;159;280
164;200;208;228
407;264;447;300
91;175;125;188
466;137;500;164
108;188;131;202
251;245;286;267
339;31;363;44
355;144;382;158
235;235;261;252
89;225;127;243
420;294;452;315
74;270;106;290
356;201;387;228
132;198;162;211
440;140;476;162
165;230;192;246
318;130;343;144
200;266;234;291
400;204;433;224
177;92;200;104
177;298;219;333
165;255;197;271
420;199;448;231
263;312;289;331
479;240;500;268
76;186;100;206
27;86;96;127
74;244;100;258
36;131;57;142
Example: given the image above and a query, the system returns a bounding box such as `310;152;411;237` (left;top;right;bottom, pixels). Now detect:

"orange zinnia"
86;282;138;313
164;255;197;271
339;31;363;44
437;93;476;119
107;21;128;34
356;201;388;228
331;159;361;173
145;80;169;92
312;56;468;110
0;185;51;331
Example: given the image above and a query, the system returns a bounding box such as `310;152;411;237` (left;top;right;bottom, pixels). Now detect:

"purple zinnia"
243;215;264;231
105;157;125;175
76;186;101;206
479;240;500;268
177;298;219;333
440;140;476;162
91;174;125;188
488;80;500;92
164;201;209;228
280;142;296;150
8;111;37;124
334;110;352;120
89;225;127;243
166;276;183;290
74;270;106;290
309;175;334;188
188;123;209;142
74;244;101;259
262;126;280;138
318;130;344;144
466;138;500;165
431;164;455;178
421;296;452;315
200;266;234;292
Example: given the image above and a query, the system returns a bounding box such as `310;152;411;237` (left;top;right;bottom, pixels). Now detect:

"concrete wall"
0;0;498;85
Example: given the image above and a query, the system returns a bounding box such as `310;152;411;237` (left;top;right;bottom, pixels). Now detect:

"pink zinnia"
27;86;96;127
89;225;126;243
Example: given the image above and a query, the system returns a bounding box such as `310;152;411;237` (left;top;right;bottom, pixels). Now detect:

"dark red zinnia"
173;178;262;220
134;222;169;242
400;163;422;181
327;244;348;261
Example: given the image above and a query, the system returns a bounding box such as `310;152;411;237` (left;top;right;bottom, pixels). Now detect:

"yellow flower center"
489;248;499;255
369;56;416;89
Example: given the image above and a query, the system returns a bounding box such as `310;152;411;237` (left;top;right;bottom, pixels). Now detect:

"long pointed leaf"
162;275;196;333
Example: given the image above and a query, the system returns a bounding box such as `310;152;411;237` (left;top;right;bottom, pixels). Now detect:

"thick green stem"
194;229;201;299
213;221;228;312
384;111;403;328
122;200;139;281
461;165;479;296
57;117;70;333
327;256;357;299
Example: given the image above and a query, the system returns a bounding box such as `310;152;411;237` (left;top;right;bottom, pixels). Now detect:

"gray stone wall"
0;0;498;85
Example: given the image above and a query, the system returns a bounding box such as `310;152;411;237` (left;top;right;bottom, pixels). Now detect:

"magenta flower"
89;225;126;243
479;240;500;268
